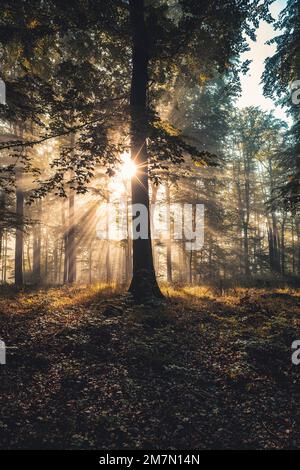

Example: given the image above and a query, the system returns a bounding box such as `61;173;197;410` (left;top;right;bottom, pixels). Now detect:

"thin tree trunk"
89;241;93;285
26;239;32;274
292;219;296;275
63;234;68;283
150;182;158;273
189;251;193;284
208;235;213;281
165;184;172;283
181;202;187;284
125;194;132;284
268;225;275;272
296;219;300;276
58;238;64;284
15;168;24;286
243;155;251;278
106;242;111;284
105;207;111;284
53;241;59;284
64;136;77;284
281;218;286;277
3;232;8;283
272;213;281;273
62;200;68;283
0;233;2;282
33;200;42;284
44;235;48;283
0;190;4;272
67;191;76;283
243;223;250;277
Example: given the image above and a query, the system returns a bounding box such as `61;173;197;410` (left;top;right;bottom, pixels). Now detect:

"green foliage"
263;0;300;210
0;0;275;197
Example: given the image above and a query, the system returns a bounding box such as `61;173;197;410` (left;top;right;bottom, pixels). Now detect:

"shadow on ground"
0;285;300;449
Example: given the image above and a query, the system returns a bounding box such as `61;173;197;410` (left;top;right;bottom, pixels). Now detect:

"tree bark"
281;216;286;277
2;232;8;283
128;0;163;301
292;219;296;275
296;218;300;276
15;168;24;287
106;208;111;284
165;184;172;283
0;190;4;270
125;193;132;284
67;191;76;283
62;199;68;283
89;241;93;285
243;223;250;277
33;200;42;284
243;153;251;278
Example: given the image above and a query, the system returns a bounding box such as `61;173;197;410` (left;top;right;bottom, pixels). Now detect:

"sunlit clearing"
120;152;137;180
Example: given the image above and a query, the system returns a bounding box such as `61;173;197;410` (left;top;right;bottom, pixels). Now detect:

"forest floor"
0;284;300;449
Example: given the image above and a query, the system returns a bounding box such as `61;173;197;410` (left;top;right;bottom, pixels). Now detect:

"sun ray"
120;152;137;180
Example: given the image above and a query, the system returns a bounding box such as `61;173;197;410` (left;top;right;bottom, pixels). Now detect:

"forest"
0;0;300;453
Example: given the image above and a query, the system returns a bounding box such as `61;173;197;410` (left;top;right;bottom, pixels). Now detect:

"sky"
237;0;289;122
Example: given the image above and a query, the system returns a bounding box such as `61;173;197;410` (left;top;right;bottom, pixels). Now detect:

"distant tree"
0;0;274;297
263;0;300;209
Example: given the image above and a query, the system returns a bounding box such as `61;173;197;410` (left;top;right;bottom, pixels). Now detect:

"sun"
120;152;137;180
107;152;137;198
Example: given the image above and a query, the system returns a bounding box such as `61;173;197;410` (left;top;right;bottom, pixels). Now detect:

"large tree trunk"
128;0;163;302
15;168;24;287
